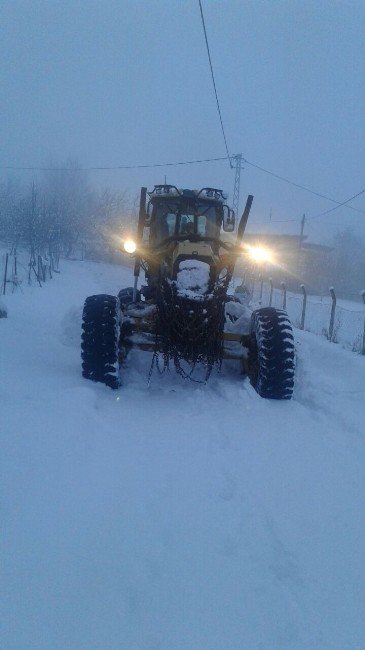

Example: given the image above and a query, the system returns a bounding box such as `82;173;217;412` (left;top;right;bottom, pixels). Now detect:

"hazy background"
1;0;364;243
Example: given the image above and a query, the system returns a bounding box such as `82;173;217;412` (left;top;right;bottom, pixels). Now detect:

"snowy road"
1;260;365;649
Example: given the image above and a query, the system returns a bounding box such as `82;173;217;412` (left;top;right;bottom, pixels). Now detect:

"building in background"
235;234;332;295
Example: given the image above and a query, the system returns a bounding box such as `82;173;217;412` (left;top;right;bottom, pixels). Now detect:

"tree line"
0;161;136;264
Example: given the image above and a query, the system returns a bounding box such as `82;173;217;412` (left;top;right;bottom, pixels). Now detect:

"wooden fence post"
280;281;286;310
300;284;307;330
259;274;263;304
329;287;337;342
361;290;365;355
2;253;8;295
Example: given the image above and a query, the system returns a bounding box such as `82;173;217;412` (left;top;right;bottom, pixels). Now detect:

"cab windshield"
153;201;220;244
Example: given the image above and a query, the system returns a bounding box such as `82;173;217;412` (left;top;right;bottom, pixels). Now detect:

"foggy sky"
1;0;364;243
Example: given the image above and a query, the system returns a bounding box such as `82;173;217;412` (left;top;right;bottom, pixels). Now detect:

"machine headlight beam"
123;239;137;254
247;245;273;264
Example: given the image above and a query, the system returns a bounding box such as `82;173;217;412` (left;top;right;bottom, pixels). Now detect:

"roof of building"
244;233;332;253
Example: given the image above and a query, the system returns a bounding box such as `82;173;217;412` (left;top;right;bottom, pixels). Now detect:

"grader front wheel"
247;307;295;400
81;294;121;389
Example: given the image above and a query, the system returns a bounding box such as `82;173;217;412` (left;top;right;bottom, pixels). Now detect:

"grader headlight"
123;239;137;254
247;245;273;264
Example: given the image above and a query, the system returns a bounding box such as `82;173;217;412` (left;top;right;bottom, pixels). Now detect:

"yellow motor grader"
81;185;295;398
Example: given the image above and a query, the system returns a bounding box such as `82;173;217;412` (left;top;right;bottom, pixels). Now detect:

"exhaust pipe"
236;194;254;244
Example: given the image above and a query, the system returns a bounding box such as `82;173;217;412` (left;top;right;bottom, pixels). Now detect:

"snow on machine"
81;185;295;398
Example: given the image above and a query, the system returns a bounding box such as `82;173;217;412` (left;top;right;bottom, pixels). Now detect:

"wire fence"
1;247;60;297
237;274;365;355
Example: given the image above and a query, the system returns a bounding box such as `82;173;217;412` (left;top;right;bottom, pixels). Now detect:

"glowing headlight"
123;239;137;254
247;246;273;263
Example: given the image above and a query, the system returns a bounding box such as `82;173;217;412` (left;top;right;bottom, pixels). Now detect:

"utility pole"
231;153;243;223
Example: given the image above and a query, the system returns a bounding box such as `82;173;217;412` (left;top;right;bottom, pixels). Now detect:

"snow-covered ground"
1;259;365;649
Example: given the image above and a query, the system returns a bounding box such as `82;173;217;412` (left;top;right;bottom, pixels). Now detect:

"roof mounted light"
148;185;227;202
196;187;227;201
149;184;182;197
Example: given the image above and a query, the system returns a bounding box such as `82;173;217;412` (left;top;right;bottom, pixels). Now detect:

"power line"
0;156;228;172
306;187;365;221
198;0;232;166
2;151;364;222
243;157;365;216
283;187;365;223
254;187;365;225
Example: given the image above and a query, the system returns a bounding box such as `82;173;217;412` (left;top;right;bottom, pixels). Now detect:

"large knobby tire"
247;307;295;400
118;286;141;308
81;294;121;389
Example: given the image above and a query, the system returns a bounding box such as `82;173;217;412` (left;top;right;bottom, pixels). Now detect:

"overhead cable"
306;187;365;221
243;157;365;216
198;0;232;166
0;156;228;172
254;187;365;225
2;153;364;221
